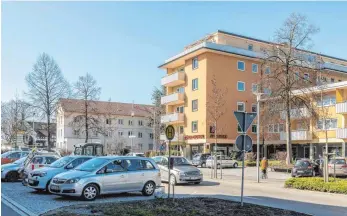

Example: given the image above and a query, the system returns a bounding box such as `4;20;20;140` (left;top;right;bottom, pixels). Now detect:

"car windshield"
329;159;346;164
74;158;109;172
49;157;74;168
13;157;27;164
295;160;310;167
172;157;191;166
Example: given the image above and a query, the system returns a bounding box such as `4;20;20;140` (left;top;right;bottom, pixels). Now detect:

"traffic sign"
234;112;257;133
235;135;253;152
165;125;175;141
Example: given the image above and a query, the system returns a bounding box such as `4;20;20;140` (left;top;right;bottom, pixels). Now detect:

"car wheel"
45;180;51;192
81;184;99;201
142;181;155;196
312;170;316;177
6;171;18;182
194;182;201;185
233;163;238;168
169;175;177;186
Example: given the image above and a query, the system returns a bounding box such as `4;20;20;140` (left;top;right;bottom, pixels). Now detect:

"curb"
1;193;37;216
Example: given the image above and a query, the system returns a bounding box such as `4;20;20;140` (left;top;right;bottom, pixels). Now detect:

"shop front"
209;143;235;157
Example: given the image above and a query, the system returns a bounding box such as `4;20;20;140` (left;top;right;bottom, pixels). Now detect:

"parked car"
206;155;238;168
291;159;316;177
328;158;347;177
126;153;146;157
1;151;29;165
191;153;211;168
20;154;60;185
1;157;27;182
151;156;164;164
156;156;203;185
49;156;161;201
27;156;93;192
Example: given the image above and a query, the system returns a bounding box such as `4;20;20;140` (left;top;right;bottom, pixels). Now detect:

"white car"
206;155;238;168
126;153;145;157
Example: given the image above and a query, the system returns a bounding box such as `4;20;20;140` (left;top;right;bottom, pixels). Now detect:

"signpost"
165;125;175;199
234;111;257;207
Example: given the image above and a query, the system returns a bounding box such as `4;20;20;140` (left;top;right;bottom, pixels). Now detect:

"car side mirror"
66;164;74;169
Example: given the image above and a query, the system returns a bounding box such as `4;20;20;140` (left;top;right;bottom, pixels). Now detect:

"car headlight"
38;172;47;177
66;178;80;184
179;172;186;176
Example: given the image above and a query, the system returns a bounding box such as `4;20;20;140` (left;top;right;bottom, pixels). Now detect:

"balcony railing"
161;72;185;87
160;133;184;142
280;107;311;120
336;102;347;114
161;93;184;105
336;128;347;139
280;131;312;141
161;112;184;124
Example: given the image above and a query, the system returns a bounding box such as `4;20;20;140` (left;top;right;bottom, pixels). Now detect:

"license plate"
190;177;199;180
50;185;60;191
297;171;304;173
28;179;34;184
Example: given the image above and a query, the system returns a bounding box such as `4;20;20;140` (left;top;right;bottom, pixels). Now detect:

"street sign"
234;112;257;133
165;125;175;141
235;135;253;152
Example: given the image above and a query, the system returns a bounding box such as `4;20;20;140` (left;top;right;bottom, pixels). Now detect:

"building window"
107;131;112;137
252;64;258;73
252;83;258;93
192;57;198;70
118;131;123;137
93;130;98;137
179;126;184;134
118;119;123;125
317;119;337;130
129;120;133;126
317;96;336;107
128;131;133;136
237;124;242;133
294;72;300;80
106;118;111;125
331;78;335;83
251;124;257;133
304;73;309;82
74;129;80;136
149;133;153;139
192;121;198;133
265;67;271;74
138;132;143;138
237;81;245;91
176;106;184;113
248;44;253;51
148;144;153;150
268;124;274;133
192;100;198;112
252;104;257;113
274;124;279;133
60;129;63;138
138;120;143;126
237;61;245;71
192;78;198;91
264;87;271;95
237;102;245;112
176;87;185;93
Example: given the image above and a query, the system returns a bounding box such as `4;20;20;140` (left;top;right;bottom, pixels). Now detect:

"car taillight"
308;166;312;169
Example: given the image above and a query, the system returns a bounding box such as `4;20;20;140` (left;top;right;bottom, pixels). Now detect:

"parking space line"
1;193;37;216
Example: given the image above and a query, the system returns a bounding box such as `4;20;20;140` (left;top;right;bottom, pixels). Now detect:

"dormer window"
248;44;253;51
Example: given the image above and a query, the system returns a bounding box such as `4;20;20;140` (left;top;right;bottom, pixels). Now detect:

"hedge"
285;177;347;194
241;160;283;167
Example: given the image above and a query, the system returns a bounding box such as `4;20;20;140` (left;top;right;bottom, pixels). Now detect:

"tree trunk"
85;100;88;143
47;115;51;151
285;95;292;165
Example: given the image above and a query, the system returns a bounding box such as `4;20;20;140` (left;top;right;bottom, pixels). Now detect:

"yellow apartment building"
158;30;347;159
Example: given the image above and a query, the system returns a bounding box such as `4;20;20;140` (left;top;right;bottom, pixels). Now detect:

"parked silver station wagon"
49;156;161;201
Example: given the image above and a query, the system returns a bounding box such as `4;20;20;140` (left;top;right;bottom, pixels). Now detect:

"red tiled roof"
59;98;154;117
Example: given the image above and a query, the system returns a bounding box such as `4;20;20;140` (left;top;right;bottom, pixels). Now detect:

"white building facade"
56;99;155;153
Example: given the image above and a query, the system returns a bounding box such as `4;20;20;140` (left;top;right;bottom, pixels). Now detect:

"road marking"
1;193;37;216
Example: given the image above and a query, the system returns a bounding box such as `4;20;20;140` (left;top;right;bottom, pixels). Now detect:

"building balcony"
336;128;347;139
280;107;311;120
160;133;184;142
161;113;184;124
161;72;185;87
161;93;185;105
280;131;312;141
336;102;347;114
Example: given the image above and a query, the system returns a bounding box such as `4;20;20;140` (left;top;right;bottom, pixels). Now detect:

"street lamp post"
254;92;263;183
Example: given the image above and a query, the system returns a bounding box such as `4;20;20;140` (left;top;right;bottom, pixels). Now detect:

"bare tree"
1;96;32;147
261;13;320;164
25;53;70;150
71;73;101;143
206;74;227;177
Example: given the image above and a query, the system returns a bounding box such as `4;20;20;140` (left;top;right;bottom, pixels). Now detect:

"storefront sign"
209;134;227;139
184;135;205;140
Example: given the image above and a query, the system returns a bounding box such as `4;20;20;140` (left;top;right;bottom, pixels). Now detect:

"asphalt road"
1;202;21;216
1;168;347;216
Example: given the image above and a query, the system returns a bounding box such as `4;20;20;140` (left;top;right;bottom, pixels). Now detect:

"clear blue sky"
2;2;347;104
